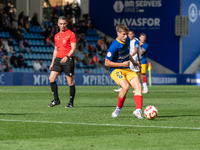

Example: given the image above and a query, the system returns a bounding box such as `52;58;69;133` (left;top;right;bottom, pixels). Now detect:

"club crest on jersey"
55;35;60;40
63;39;66;44
119;75;123;78
107;52;111;57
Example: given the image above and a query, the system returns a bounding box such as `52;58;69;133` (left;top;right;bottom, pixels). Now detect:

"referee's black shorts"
51;57;74;76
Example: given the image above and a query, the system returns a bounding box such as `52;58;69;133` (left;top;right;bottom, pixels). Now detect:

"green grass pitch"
0;85;200;150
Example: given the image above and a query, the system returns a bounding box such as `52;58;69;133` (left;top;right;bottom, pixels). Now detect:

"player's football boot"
114;88;122;93
142;89;149;93
132;89;149;93
47;100;60;107
65;103;73;108
133;109;143;119
112;107;121;118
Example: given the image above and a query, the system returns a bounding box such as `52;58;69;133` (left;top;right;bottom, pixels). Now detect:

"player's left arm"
129;55;140;69
140;43;148;55
131;41;139;57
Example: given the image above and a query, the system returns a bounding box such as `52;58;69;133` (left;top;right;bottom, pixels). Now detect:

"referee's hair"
58;16;66;21
116;23;129;33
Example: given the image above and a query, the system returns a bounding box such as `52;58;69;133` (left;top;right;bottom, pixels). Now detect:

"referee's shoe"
47;100;60;107
65;103;73;108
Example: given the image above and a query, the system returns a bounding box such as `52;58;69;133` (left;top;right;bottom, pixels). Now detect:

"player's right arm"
105;42;129;67
49;46;58;70
105;59;129;67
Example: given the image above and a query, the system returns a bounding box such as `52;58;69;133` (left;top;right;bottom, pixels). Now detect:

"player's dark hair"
129;31;134;34
140;33;146;37
116;24;129;33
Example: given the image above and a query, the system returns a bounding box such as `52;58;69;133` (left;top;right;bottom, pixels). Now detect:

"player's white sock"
142;82;148;90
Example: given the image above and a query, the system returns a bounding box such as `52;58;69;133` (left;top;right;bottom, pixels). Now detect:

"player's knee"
49;77;55;83
122;84;130;92
68;80;74;86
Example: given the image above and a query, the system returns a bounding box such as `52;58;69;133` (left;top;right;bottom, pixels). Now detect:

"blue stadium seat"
44;53;48;60
16;68;21;73
24;53;29;59
12;67;17;72
25;68;29;73
28;39;32;45
48;54;52;59
20;68;25;72
36;40;40;45
29;68;33;73
27;60;31;66
100;68;104;73
1;32;5;37
29;53;33;59
33;53;37;59
34;46;39;52
41;53;45;59
96;68;101;73
37;53;41;59
38;46;42;53
47;61;51;66
40;40;44;45
14;46;19;51
39;27;44;32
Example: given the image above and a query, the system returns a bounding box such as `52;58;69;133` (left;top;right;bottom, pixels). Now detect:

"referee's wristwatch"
66;55;70;59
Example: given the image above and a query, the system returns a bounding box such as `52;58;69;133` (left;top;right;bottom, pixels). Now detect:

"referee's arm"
67;43;76;57
49;46;58;70
60;43;76;63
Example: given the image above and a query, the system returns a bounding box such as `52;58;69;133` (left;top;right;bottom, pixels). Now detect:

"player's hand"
49;64;53;70
60;57;68;63
122;61;130;67
133;61;141;70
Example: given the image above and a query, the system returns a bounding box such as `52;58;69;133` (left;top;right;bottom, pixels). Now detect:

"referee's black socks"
50;81;59;101
69;84;76;105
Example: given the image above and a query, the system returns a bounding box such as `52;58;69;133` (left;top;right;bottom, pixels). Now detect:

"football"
144;105;158;119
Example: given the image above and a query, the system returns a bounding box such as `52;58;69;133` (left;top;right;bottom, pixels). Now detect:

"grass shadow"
0;113;40;116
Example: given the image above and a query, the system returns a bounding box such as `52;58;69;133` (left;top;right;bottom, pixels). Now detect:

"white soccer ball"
144;105;158;119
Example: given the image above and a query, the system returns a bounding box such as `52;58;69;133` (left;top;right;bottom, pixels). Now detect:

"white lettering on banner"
83;75;117;85
151;77;177;84
34;75;41;85
83;75;90;85
114;18;160;27
191;79;200;83
135;0;162;7
34;75;49;85
0;74;4;84
33;74;68;85
57;75;62;85
113;0;162;13
41;75;48;85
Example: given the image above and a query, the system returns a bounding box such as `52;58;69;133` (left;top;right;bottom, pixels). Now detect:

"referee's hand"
60;57;68;63
49;64;53;70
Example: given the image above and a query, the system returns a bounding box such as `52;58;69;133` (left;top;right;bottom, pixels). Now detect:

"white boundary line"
0;119;200;130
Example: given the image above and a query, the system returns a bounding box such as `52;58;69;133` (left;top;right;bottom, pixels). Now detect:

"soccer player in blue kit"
105;24;144;119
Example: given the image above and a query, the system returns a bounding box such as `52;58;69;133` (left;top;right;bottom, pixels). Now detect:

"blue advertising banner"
23;73;117;86
1;73;200;86
182;0;200;73
150;74;179;85
90;0;180;73
0;72;13;86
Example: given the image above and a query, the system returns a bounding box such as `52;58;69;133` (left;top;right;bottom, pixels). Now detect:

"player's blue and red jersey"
106;37;130;74
140;42;149;64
